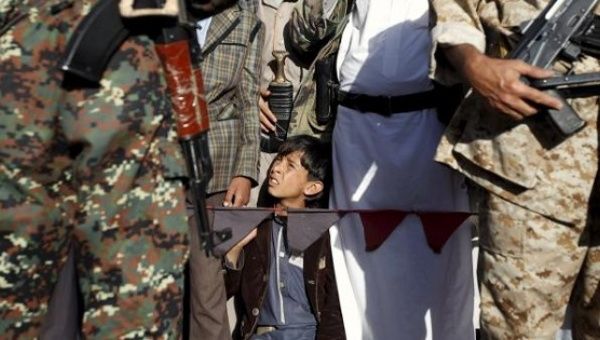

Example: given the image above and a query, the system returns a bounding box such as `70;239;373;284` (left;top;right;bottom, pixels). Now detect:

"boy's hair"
276;135;332;208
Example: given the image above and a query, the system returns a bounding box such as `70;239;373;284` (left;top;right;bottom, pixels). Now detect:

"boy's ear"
303;180;324;197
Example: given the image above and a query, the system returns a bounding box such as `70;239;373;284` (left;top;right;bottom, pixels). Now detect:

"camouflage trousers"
478;192;600;339
0;171;189;338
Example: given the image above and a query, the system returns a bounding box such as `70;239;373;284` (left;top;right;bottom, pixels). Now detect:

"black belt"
337;89;441;116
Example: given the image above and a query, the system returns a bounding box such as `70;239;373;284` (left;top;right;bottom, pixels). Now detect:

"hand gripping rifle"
510;0;599;136
61;0;231;255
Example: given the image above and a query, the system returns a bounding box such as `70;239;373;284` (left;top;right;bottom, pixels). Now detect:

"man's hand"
223;176;252;207
259;88;277;133
444;44;562;120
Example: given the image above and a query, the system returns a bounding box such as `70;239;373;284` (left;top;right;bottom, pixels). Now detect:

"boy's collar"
273;214;287;226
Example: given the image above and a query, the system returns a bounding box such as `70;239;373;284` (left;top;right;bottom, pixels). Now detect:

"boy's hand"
224;176;251;207
225;228;258;269
259;89;277;133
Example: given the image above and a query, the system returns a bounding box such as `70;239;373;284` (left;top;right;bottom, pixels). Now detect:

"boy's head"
267;136;331;209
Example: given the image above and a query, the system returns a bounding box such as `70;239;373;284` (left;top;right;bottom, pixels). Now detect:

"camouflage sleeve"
429;0;487;85
233;20;264;186
0;0;21;31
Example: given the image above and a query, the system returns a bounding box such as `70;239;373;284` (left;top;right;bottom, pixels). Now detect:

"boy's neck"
275;200;306;215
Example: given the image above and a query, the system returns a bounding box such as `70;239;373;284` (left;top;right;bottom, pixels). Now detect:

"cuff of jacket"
233;150;259;188
429;22;486;86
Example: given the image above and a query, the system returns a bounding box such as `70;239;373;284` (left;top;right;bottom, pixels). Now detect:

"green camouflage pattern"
0;1;189;338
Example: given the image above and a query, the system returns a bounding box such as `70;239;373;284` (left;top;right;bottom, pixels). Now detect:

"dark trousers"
40;246;80;340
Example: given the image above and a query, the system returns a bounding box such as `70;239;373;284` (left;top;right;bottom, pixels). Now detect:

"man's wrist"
232;175;257;188
444;44;486;83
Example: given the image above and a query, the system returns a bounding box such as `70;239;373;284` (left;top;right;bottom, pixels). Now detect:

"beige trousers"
479;192;600;339
188;192;231;340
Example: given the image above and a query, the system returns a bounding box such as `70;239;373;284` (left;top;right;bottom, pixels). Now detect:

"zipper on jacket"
275;226;286;323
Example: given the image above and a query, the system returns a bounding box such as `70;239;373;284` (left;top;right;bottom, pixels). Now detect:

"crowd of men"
1;0;599;339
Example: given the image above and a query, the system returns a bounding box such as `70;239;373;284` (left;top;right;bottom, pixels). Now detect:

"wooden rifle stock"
154;23;227;255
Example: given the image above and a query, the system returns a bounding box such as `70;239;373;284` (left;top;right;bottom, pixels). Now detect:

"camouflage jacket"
431;0;600;225
0;0;189;194
0;1;263;195
0;2;191;337
201;4;263;193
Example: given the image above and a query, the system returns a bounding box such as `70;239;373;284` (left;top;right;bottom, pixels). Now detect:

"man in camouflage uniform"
0;1;190;337
430;0;600;338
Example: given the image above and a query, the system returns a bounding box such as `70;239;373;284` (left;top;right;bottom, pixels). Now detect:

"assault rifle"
61;0;231;255
511;0;599;136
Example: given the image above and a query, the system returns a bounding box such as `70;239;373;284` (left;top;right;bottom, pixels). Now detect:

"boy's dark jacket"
225;218;345;339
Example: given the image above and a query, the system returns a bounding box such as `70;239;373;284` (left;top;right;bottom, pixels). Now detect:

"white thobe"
330;1;475;339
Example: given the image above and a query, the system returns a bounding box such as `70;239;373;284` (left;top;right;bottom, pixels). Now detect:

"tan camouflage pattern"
0;1;189;337
478;192;600;339
430;0;600;337
432;0;600;225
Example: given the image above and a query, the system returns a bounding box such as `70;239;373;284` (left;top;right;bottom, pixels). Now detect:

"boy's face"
267;151;323;208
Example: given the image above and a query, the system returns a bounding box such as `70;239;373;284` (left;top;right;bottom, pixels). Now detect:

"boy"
224;135;344;339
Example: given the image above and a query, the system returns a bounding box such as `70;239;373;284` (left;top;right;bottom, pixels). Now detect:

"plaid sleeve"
233;20;264;186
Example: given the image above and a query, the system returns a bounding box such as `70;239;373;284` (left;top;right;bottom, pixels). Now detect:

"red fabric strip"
419;212;471;253
359;210;408;251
